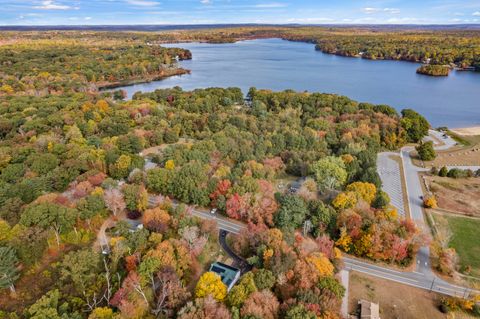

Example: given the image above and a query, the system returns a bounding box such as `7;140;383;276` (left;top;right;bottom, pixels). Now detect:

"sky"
1;0;480;26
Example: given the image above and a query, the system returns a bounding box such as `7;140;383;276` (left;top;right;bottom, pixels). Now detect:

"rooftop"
359;299;380;319
209;262;240;289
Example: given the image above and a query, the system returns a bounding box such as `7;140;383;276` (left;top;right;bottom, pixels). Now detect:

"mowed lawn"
442;214;480;276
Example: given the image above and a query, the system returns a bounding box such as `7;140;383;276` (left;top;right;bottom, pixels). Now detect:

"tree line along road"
142;130;478;299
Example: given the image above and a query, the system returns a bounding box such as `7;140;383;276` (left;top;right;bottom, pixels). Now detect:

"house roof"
209;262;240;287
359;300;380;319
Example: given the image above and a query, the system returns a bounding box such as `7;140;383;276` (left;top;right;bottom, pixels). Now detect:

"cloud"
286;17;334;23
384;8;400;14
200;0;212;4
362;7;400;14
33;1;73;10
126;0;159;7
254;3;288;8
473;11;480;16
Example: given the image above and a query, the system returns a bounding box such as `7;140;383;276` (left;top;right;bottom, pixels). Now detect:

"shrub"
439;166;448;177
447;168;468;179
423;195;437;208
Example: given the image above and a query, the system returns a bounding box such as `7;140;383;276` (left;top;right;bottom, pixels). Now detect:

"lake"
118;38;480;128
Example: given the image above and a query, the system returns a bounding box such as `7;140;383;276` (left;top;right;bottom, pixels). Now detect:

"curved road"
140;130;478;298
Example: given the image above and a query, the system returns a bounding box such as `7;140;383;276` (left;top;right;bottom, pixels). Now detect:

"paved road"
392;130;478;297
425;129;457;151
139;130;479;298
219;230;252;274
147;197;246;234
343;256;477;298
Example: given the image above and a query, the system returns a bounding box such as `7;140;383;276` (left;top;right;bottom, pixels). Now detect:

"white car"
210;208;217;215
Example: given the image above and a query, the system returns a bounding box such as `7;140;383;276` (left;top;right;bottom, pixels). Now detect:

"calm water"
119;39;480;128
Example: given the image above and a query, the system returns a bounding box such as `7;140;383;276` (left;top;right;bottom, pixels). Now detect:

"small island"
416;64;450;76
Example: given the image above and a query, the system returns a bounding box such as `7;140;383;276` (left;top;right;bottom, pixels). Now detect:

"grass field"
427;176;480;217
348;271;448;319
433;213;480;277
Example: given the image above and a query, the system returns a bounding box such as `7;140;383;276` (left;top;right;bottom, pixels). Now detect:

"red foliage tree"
225;193;250;221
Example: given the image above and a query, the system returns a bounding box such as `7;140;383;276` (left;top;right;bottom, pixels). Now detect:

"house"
358;300;380;319
209;262;241;291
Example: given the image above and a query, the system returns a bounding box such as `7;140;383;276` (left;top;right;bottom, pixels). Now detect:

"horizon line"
2;23;480;28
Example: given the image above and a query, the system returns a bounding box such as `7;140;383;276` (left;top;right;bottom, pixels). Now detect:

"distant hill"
1;23;480;32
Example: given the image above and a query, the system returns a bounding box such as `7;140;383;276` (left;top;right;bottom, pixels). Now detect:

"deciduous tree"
312;156;347;191
195;272;227;301
104;188;126;216
0;246;20;293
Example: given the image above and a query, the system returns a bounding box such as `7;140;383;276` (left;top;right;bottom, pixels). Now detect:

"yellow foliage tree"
263;248;274;264
354;233;373;256
195;272;227;301
214;165;231;178
332;192;357;210
306;252;334;276
111;154;131;178
81;101;94;113
341;154;354;164
95;100;110;114
0;220;12;242
385;207;398;220
137;186;148;212
88;307;114;319
165;159;175;170
336;227;352;252
0;84;14;95
334;247;343;259
92;187;104;196
346;182;377;204
423;195;437;208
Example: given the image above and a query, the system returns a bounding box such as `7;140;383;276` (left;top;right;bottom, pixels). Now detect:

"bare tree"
83;257;120;313
104;188;126;216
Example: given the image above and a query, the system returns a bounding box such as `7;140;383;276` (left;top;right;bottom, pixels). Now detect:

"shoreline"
159;37;478;75
98;68;191;91
450;126;480;136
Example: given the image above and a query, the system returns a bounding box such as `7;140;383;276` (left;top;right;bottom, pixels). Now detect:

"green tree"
416;141;436;161
60;249;102;296
274;194;308;230
0;246;20;293
25;289;82;319
312;156;347;191
285;305;317;319
146;168;173;195
170;161;209;206
401;109;430;143
317;276;345;298
253;269;275;290
373;190;390;209
29;153;59;175
226;272;257;308
20;202;77;246
439;166;448;177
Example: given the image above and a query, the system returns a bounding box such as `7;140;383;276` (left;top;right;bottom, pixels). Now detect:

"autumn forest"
0;28;453;319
